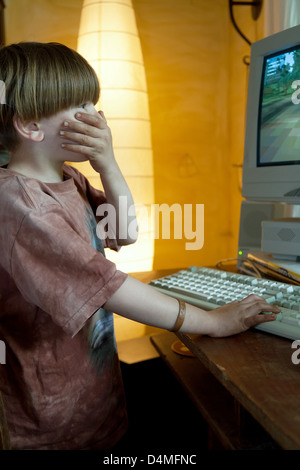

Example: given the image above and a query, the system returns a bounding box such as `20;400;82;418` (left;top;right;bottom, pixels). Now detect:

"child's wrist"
95;158;119;177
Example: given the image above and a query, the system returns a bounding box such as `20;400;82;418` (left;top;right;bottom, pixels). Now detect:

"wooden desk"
132;269;300;450
176;331;300;450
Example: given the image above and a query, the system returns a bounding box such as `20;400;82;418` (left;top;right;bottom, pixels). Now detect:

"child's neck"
8;147;64;183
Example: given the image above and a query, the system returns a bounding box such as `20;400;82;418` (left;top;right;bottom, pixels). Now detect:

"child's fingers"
59;129;94;146
98;110;107;122
61;141;92;157
75;110;107;129
239;294;281;313
226;294;280;312
244;312;277;330
60;120;99;138
239;294;263;304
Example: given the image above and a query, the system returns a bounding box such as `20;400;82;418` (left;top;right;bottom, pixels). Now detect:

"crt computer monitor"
242;24;300;205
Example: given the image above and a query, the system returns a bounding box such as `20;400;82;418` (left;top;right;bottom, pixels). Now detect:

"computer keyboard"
149;266;300;340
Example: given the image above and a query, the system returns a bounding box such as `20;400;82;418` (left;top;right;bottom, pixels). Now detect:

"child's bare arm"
103;276;281;337
61;109;138;245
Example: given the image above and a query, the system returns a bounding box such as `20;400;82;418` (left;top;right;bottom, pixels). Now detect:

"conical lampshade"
76;0;155;272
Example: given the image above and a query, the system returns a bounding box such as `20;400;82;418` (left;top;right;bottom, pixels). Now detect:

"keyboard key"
281;317;300;326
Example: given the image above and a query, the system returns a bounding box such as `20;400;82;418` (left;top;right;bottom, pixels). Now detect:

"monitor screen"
242;24;300;204
258;46;300;167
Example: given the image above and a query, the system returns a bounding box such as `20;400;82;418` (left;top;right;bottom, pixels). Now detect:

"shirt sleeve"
10;204;127;337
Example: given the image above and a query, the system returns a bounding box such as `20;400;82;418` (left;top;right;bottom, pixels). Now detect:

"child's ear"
13;116;44;142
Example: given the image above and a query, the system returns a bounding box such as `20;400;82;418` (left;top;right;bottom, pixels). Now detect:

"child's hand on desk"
209;294;281;337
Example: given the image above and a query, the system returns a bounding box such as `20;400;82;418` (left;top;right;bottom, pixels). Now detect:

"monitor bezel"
257;44;300;168
242;24;300;204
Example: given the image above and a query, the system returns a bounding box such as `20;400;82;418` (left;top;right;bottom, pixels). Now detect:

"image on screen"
258;45;300;167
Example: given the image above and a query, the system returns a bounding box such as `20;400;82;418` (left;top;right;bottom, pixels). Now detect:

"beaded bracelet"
171;299;186;332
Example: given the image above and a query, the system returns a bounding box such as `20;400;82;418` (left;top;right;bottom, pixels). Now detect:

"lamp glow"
76;0;155;272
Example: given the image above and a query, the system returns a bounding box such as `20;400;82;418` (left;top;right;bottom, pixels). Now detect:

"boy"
0;42;280;450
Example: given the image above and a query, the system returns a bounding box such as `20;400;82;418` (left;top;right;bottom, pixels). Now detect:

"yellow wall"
134;0;264;270
5;0;82;48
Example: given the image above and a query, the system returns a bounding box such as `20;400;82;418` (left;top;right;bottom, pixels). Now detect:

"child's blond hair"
0;42;100;150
